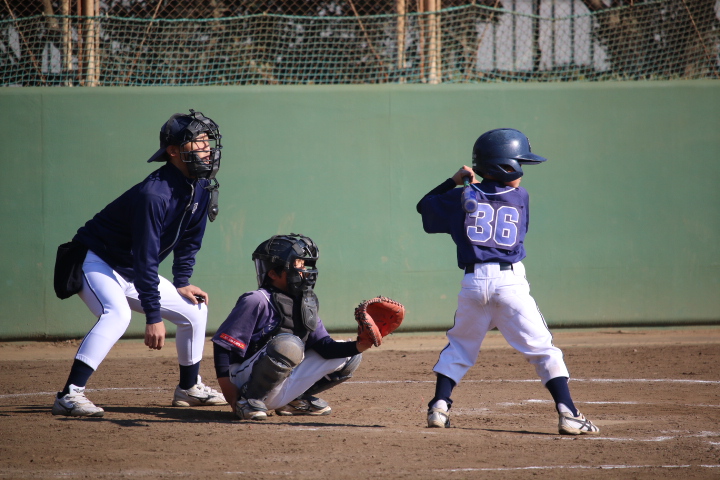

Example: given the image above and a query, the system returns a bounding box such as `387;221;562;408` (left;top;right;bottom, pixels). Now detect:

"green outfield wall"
1;82;719;340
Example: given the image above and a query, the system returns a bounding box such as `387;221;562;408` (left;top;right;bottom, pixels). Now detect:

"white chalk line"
0;471;188;478
348;378;720;385
0;387;166;399
554;431;720;443
241;422;720;445
492;399;720;408
435;464;720;473
1;465;719;478
2;377;719;399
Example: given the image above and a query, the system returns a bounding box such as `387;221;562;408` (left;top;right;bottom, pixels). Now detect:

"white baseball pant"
433;261;569;385
75;250;207;370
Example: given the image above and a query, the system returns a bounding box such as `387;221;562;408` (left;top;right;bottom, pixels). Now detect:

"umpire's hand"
145;322;166;350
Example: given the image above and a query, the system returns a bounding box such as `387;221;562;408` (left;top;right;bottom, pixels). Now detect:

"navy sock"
428;374;456;409
545;376;578;416
179;362;201;390
60;359;95;397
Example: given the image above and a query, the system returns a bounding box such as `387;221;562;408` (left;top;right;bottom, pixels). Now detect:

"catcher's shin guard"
244;334;305;401
305;353;362;396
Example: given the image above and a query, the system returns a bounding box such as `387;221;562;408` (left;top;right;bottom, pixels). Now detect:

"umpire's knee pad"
305;353;362;396
243;334;305;401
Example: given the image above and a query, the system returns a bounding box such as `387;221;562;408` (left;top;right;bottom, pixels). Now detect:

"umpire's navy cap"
147;113;195;163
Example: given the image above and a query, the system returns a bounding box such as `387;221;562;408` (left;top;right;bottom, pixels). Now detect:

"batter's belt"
465;262;513;273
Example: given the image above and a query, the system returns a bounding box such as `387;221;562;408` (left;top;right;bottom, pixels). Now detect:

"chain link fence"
2;0;718;86
3;0;432;19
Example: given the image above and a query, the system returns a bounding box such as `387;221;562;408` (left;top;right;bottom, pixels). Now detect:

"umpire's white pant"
75;250;207;370
229;346;351;410
433;261;569;386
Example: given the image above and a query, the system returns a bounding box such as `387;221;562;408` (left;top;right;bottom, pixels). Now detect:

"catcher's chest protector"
270;291;317;343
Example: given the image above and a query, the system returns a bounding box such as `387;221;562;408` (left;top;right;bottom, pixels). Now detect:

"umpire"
52;110;227;417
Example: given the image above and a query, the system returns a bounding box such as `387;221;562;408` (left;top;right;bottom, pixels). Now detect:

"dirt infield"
1;327;719;479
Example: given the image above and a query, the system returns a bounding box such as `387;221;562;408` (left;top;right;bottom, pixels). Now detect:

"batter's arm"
416;177;457;213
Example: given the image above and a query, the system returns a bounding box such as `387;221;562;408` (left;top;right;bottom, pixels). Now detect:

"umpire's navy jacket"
74;163;210;324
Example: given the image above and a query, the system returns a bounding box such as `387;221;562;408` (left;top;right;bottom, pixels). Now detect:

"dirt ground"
1;327;719;479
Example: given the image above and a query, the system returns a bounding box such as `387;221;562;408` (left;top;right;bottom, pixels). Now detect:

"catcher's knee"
336;353;362;379
305;353;362;396
243;334;305;400
267;333;305;367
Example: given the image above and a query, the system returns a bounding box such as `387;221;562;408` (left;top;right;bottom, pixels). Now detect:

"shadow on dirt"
29;405;386;429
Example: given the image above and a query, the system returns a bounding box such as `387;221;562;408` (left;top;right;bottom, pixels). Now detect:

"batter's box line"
434;464;720;473
347;378;720;384
582;434;720;442
495;399;720;408
574;378;720;385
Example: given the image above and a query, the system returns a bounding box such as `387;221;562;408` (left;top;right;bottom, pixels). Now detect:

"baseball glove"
354;296;405;347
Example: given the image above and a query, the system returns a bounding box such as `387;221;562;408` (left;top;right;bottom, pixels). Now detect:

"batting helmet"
471;128;546;183
252;234;319;297
147;109;222;181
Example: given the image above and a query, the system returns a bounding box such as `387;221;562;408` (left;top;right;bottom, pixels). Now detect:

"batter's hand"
452;165;477;186
177;285;209;305
145;322;166;350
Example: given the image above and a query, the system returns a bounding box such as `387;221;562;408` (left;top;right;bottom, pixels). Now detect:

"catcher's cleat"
52;384;105;417
558;411;600;435
427;407;450;428
276;395;332;416
236;397;268;420
172;375;228;407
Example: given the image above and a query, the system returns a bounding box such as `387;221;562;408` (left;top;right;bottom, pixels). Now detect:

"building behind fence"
1;0;718;86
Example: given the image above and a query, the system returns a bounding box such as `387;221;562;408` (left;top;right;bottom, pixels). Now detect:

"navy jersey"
417;178;530;269
73;163;210;324
212;288;359;377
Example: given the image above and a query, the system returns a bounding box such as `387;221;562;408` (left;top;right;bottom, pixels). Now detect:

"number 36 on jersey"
464;200;525;249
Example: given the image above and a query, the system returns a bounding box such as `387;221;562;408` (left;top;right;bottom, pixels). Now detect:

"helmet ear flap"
472;128;545;182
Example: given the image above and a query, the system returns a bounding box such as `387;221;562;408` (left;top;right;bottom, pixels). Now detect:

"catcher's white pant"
229;346;351;410
75;250;207;370
433;261;569;385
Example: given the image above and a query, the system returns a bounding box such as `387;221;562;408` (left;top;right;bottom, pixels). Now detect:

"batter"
416;128;600;435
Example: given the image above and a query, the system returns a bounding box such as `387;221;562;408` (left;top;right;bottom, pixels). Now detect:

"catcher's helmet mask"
252;234;319;298
471;128;546;183
147;109;223;181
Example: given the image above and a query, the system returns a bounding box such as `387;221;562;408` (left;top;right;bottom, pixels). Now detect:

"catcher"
212;233;404;420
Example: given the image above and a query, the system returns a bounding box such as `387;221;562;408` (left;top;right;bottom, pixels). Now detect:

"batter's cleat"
172;375;228;407
275;395;332;416
427;408;450;428
52;384;105;417
558;411;600;435
236;397;268;420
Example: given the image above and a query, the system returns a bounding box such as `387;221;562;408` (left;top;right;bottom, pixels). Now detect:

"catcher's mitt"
354;296;405;347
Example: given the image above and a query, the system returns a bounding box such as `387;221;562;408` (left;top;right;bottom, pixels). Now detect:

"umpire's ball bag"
54;241;88;299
